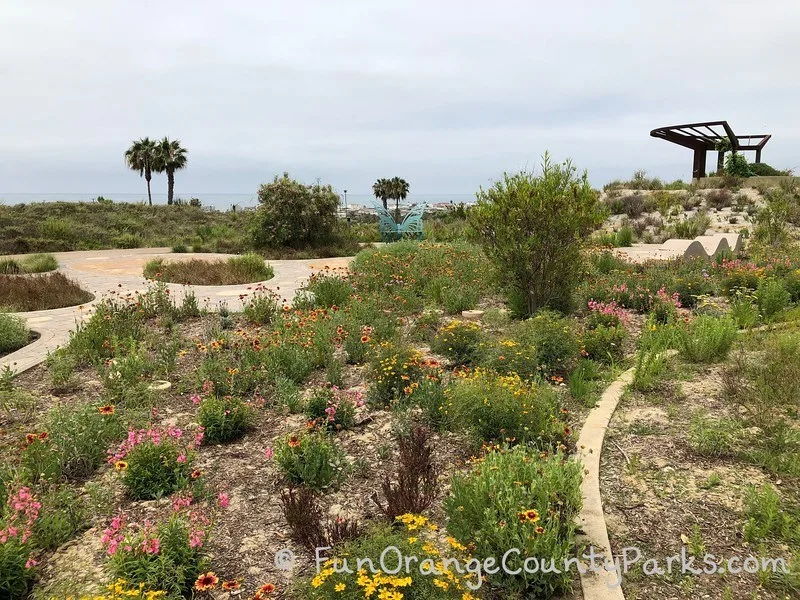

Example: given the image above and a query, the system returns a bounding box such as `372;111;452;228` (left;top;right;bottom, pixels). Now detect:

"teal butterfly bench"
373;203;426;242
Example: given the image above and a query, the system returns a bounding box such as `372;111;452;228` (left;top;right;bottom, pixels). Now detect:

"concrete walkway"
575;368;633;600
1;248;352;374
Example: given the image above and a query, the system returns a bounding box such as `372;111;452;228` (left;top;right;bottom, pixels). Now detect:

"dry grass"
0;272;93;311
143;253;274;285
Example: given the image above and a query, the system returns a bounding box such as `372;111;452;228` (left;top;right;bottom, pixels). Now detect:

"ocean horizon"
0;192;477;210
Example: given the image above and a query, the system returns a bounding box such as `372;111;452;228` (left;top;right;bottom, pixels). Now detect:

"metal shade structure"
650;120;771;179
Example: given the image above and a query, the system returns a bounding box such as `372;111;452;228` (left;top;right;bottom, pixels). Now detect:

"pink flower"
264;447;274;460
25;557;38;568
190;394;202;406
177;453;187;463
172;493;193;512
189;529;206;548
141;537;160;555
325;406;337;421
192;426;205;448
218;492;230;508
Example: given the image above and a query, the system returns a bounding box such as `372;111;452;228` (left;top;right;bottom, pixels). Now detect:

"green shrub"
670;273;714;308
114;233;142;249
368;342;424;405
671;213;710;238
116;433;195;500
689;416;740;457
0;313;30;355
342;331;370;364
728;289;760;328
615;225;633;247
444;368;566;447
569;358;599;403
40;217;73;240
252;173;340;249
678;316;737;363
649;288;681;324
273;376;303;413
591;250;628;274
178;290;201;319
263;342;315;384
273;432;348;491
753;191;791;248
198;396;255;444
445;447;582;596
468;154;603;316
305;387;357;431
32;486;87;550
0;537;34;599
742;484;799;545
440;284;479;314
502;310;580;379
229;253;273;279
67;298;144;365
45;350;78;391
21;403;125;482
705;189;732;209
19;253;58;273
630;319;678;391
171;243;188;253
757;278;790;321
307;272;354;308
429;320;486;365
783;270;800;303
100;343;155;406
325;355;344;387
107;513;210;597
243;286;281;325
410;310;440;342
748;162;787;176
0;259;21;274
582;324;626;363
413;376;449;430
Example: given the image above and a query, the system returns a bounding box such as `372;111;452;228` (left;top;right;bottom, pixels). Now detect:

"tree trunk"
382;198;388;210
395;198;400;224
145;171;152;206
167;170;175;204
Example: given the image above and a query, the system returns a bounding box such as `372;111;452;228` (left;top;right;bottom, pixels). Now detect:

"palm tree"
372;178;391;210
154;137;188;204
390;177;410;222
124;137;158;205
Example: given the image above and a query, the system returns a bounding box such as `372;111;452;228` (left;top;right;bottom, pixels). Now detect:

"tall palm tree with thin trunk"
390;176;410;222
124;137;157;205
154;137;188;204
372;178;391;211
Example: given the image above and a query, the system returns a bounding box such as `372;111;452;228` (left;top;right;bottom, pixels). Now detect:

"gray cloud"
1;0;798;199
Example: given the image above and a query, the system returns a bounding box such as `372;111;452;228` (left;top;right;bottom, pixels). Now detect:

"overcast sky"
1;0;799;198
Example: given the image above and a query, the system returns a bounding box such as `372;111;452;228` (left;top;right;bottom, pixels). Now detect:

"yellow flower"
334;583;345;592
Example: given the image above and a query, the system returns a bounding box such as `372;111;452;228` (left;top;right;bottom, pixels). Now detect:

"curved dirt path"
1;248;352;374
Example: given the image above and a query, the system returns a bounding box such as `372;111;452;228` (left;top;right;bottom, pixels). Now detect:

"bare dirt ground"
600;358;795;600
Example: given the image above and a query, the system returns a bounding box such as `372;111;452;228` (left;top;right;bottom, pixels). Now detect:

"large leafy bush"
468;154;602;316
252;173;340;249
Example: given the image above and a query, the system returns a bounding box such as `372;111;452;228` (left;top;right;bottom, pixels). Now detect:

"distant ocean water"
0;192;476;210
